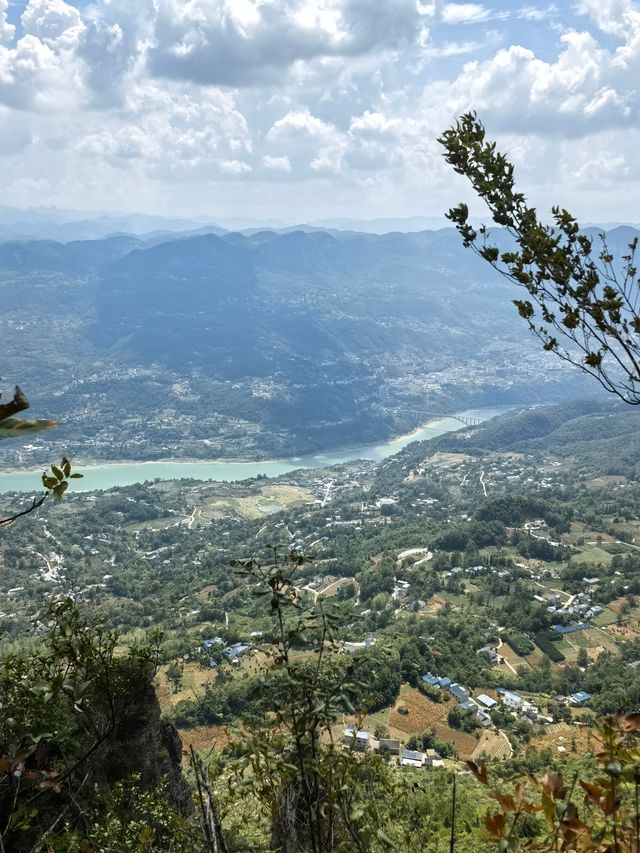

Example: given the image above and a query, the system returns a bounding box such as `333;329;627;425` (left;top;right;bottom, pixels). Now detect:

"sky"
0;0;639;223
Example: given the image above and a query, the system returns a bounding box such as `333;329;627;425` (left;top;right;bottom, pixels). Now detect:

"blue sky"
0;0;638;223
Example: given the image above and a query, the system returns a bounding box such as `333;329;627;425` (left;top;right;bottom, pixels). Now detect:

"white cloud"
70;81;252;183
267;109;337;140
266;108;347;175
576;0;640;38
349;111;402;139
0;0;636;222
517;4;557;22
21;0;83;44
0;0;15;45
0;107;32;155
219;158;252;174
262;154;292;171
441;3;491;24
146;0;424;87
422;38;484;57
572;149;629;186
418;20;640;136
0;33;83;110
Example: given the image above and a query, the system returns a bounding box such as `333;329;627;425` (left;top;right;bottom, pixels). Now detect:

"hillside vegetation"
0;226;604;467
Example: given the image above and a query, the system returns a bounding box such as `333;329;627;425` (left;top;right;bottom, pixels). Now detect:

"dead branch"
0;387;29;423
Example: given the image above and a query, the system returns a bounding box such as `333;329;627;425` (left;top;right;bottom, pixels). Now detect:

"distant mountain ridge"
2;224;630;463
0;202;637;243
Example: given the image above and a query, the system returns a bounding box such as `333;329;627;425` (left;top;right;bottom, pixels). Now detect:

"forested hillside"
0;226;603;467
3;403;640;849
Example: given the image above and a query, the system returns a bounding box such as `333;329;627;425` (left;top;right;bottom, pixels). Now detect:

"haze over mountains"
2;204;638;244
0;205;455;242
4;219;633;468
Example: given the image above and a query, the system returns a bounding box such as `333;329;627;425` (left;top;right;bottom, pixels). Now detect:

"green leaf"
51;465;63;481
584;351;603;367
513;300;534;319
376;829;394;847
69;472;83;479
52;482;68;501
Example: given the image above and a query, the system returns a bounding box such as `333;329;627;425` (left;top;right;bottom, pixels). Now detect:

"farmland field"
534;722;600;756
387;685;481;759
470;730;512;761
388;685;454;733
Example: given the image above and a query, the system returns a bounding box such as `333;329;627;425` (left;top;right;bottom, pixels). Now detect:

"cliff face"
101;682;192;814
1;676;192;852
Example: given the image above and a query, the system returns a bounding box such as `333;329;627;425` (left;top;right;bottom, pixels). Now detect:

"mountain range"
3;224;631;465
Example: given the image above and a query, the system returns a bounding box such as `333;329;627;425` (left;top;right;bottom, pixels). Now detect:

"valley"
3;401;640;795
0;225;607;472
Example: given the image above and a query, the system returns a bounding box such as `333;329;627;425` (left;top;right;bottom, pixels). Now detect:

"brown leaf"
617;710;640;732
467;760;488;785
602;790;620;817
494;792;517;812
542;770;567;800
579;780;605;805
524;769;540;788
484;812;505;839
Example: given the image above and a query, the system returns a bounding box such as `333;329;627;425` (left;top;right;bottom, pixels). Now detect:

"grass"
437;591;467;607
197;484;314;522
573;544;614;565
592;607;618;626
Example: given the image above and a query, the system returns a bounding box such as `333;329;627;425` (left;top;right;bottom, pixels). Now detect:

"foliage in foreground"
471;712;640;852
3;550;640;851
440;112;640;406
0;598;184;851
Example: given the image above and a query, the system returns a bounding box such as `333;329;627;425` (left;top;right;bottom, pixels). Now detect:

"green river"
0;407;510;494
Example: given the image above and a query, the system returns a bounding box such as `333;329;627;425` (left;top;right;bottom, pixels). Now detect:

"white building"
503;691;524;712
401;749;425;768
343;728;370;752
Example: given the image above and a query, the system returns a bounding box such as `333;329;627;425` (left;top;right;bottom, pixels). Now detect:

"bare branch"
0;386;29;423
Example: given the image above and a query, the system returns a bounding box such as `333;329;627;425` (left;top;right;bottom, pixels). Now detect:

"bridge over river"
394;409;483;428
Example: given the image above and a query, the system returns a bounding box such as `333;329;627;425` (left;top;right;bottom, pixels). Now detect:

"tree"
439;113;640;404
166;661;183;693
469;712;640;852
228;546;392;852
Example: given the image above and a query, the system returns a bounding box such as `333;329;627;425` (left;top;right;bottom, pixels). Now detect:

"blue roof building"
223;642;250;660
202;637;224;650
402;750;422;761
571;691;592;705
449;683;470;702
552;623;591;635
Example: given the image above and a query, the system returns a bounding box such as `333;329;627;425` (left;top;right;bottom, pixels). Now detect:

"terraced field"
470;730;512;761
387;685;482;759
388;685;454;733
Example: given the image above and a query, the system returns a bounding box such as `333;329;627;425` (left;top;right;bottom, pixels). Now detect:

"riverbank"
0;409;488;474
0;407;512;494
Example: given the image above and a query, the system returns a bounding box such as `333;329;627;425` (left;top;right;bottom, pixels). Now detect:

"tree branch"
0;387;29;422
0;494;48;528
